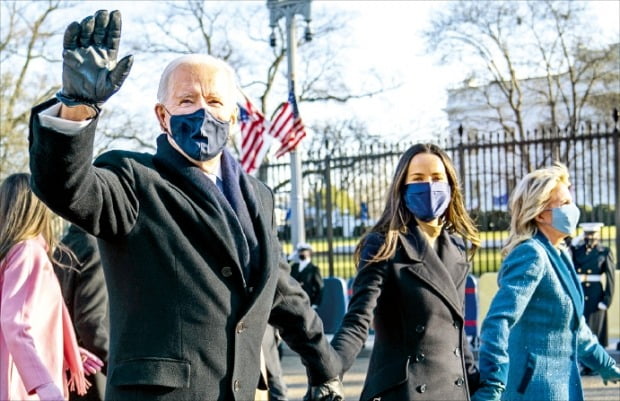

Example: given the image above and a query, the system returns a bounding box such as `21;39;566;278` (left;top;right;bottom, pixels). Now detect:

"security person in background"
571;222;615;349
290;243;324;307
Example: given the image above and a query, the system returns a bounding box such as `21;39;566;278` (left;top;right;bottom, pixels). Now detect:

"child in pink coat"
0;173;103;400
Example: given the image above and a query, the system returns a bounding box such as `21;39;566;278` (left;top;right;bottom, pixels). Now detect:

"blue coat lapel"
534;232;584;319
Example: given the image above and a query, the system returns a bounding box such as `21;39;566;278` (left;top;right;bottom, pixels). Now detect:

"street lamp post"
267;0;312;250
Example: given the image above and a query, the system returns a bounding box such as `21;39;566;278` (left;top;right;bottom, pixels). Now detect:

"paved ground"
279;339;620;401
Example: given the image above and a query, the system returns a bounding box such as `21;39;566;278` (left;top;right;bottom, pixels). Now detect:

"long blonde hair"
502;163;571;257
0;173;61;264
355;143;480;266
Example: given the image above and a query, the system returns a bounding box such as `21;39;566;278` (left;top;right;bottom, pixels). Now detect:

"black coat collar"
398;225;468;316
152;135;271;289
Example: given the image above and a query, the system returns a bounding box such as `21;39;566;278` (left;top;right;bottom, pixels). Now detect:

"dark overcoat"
331;225;479;401
290;261;324;306
571;243;615;314
570;242;615;346
54;224;109;401
29;99;340;401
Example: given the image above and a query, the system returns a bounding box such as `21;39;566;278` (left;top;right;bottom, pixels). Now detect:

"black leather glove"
56;9;133;111
303;377;345;401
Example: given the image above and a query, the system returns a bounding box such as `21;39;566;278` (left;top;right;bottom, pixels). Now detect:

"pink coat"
1;235;86;401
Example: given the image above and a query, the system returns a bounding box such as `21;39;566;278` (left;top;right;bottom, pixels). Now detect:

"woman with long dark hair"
331;143;480;400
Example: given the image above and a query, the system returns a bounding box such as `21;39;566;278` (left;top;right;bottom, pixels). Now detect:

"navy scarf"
153;135;261;284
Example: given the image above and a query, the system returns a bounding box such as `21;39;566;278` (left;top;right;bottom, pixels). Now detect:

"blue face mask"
168;108;229;161
547;203;580;235
403;182;451;222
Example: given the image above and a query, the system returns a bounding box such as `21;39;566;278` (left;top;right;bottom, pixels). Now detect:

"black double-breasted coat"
29;99;340;401
331;225;479;401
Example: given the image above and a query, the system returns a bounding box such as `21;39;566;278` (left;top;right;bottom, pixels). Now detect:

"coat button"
585;296;589;300
454;347;461;357
453;320;459;328
233;379;241;391
415;352;425;362
585;283;591;287
455;377;465;387
236;321;246;333
415;324;425;333
417;384;427;393
586;269;592;273
222;266;233;277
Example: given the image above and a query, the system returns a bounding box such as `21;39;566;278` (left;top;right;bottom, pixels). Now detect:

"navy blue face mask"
167;108;229;162
403;182;451;222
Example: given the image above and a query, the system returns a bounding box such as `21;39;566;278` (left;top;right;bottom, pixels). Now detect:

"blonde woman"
331;143;481;400
473;163;620;401
0;173;102;400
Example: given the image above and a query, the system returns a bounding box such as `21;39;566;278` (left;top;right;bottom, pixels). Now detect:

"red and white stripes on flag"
269;89;307;158
238;96;269;174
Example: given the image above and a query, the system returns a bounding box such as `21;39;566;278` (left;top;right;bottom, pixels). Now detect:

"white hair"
156;54;238;103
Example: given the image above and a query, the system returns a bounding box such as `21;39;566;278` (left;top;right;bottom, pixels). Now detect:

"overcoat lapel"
437;230;470;289
238;170;274;295
152;135;245;281
399;226;464;316
535;233;584;320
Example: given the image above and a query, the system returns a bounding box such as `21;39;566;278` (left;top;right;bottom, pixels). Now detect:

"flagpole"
268;0;312;250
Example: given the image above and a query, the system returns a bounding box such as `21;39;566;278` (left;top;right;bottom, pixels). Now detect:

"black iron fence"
258;112;620;278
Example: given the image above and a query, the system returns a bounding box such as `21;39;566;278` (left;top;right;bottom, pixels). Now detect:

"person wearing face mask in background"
330;143;481;401
27;10;344;401
472;163;620;401
570;222;615;362
291;243;324;308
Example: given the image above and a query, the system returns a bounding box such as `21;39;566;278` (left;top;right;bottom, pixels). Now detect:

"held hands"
303;377;345;401
471;380;505;401
36;382;64;400
79;347;104;375
57;9;133;112
599;363;620;385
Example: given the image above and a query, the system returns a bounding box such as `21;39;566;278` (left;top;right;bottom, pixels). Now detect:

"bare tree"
425;0;616;170
425;1;528;139
0;1;160;179
0;0;68;179
130;1;396;156
524;1;618;131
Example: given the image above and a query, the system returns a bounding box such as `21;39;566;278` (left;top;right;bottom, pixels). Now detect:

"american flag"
269;88;307;158
238;96;269;174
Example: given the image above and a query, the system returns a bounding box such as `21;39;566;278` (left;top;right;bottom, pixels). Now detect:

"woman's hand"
79;347;104;375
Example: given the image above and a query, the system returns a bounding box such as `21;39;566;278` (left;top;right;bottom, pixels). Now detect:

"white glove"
598;302;608;311
36;382;64;400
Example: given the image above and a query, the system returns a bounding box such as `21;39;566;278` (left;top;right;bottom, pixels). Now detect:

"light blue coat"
478;232;612;401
